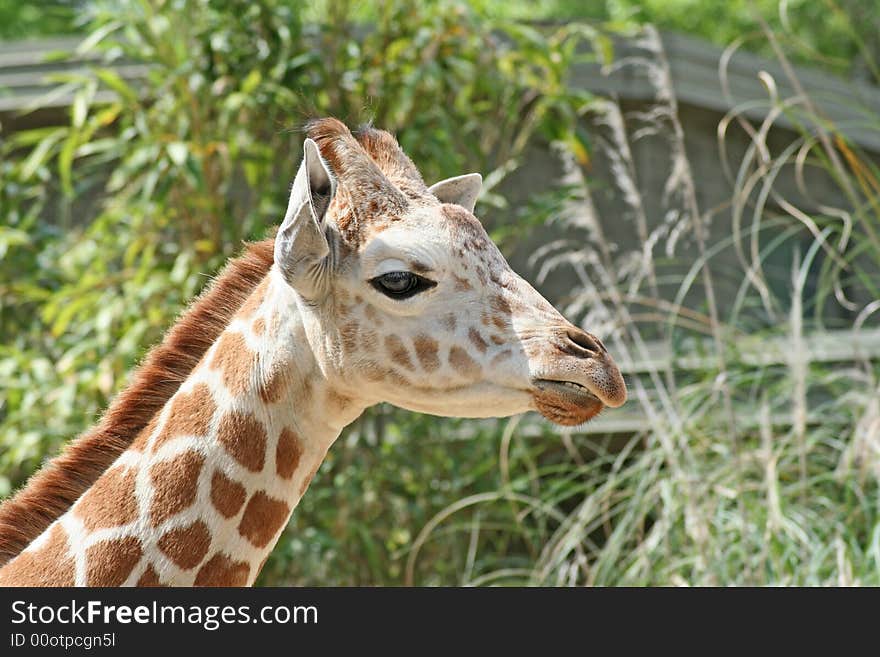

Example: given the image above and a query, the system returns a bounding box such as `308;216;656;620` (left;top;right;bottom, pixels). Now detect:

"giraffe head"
273;118;625;426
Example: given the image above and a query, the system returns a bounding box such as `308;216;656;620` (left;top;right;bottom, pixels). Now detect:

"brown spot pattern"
75;466;138;532
453;275;472;291
413;335;440;371
137;564;165;587
216;411;267;472
385;335;414;371
491;294;512;314
0;523;74;586
194;552;250;586
259;365;288;404
86;536;142;586
364;304;381;325
362;361;410;386
238;492;291;548
210;470;246;518
211;332;256;396
340;321;360;353
449;346;481;378
131;414;160;451
148;451;205;527
252;317;265;336
158;520;211;570
276;428;303;479
325;388;353;412
468;328;488;353
360;327;379;352
152;383;216;453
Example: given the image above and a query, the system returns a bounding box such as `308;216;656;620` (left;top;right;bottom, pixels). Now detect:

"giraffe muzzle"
528;327;627;426
531;379;605;425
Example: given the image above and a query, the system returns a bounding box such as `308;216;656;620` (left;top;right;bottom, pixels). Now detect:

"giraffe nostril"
564;329;602;356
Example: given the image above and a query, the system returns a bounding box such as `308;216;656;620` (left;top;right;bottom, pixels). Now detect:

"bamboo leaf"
94;68;139;104
75;20;124;55
20;129;66;180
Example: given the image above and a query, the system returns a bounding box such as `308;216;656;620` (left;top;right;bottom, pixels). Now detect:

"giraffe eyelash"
369;271;437;299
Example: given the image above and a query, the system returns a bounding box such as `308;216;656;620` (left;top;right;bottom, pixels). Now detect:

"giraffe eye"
370;271;436;299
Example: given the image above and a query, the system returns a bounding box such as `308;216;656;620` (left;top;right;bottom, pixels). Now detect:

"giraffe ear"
428;173;482;213
274;138;336;298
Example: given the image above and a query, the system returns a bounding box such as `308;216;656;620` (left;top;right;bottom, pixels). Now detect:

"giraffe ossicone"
0;118;626;586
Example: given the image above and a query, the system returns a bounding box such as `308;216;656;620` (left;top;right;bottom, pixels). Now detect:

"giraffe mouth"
531;379;604;426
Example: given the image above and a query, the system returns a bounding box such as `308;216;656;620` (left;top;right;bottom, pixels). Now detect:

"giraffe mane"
0;236;275;566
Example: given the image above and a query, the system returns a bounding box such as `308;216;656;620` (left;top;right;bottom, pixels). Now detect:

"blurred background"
1;0;878;585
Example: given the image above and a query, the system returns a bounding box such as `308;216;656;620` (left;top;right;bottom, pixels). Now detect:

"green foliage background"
1;0;879;585
4;0;878;79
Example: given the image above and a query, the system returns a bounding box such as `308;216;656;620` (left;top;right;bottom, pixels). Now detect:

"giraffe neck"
0;268;368;586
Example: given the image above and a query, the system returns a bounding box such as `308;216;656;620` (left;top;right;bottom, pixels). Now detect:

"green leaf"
20;129;66;180
58;132;79;197
49;294;94;337
240;69;262;95
75;20;124;55
94;68;139;104
71;91;88;129
0;228;30;260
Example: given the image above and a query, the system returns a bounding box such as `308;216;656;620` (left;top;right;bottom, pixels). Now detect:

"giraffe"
0;118;626;586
